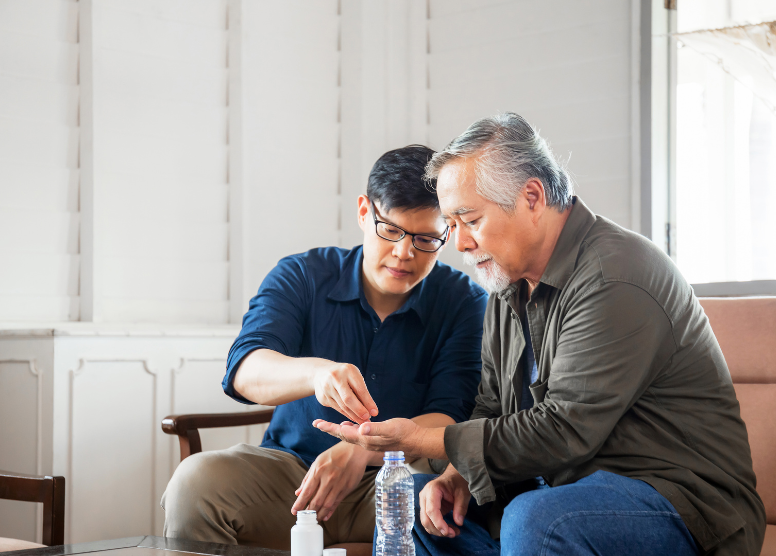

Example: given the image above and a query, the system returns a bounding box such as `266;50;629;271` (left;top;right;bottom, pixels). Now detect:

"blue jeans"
403;471;699;556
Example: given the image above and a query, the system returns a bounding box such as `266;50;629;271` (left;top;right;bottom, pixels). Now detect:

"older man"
315;113;766;556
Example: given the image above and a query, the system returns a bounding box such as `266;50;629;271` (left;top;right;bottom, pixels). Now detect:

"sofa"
700;297;776;555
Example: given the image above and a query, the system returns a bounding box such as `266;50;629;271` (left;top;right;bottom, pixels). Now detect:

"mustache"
462;252;492;266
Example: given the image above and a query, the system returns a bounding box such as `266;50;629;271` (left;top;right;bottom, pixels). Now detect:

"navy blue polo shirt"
223;245;488;466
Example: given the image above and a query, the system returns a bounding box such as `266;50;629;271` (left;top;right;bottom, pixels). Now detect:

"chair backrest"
699;297;776;526
0;471;65;545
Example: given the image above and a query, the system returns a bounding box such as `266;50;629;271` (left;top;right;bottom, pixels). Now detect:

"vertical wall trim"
667;8;678;258
227;0;246;324
630;0;642;234
78;0;100;321
639;0;653;239
337;0;343;246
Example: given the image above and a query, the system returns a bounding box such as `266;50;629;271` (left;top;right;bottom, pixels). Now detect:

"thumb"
452;492;468;526
358;420;382;436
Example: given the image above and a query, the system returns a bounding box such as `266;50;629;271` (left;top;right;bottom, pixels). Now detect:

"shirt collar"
327;245;431;325
327;246;364;303
496;197;595;300
539;196;596;290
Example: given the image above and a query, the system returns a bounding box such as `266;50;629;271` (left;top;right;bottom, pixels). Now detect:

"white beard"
463;251;512;294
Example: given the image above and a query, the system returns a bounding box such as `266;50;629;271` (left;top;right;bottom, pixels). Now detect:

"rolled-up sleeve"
222;256;310;403
445;281;676;504
420;289;488;423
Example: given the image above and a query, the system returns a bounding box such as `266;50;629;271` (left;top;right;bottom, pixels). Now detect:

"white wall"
83;0;230;324
340;0;429;249
0;0;80;321
239;0;341;315
427;0;639;229
0;0;642;314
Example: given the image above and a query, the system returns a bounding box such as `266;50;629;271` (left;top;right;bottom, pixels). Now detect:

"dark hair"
367;145;439;212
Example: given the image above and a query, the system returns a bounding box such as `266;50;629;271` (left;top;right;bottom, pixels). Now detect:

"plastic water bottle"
375;451;415;556
291;509;323;556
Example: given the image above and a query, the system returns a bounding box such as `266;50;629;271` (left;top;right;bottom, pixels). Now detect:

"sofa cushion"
700;297;776;383
0;537;45;553
762;524;776;556
734;383;776;525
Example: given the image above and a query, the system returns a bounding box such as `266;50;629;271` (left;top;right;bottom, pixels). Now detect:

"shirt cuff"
444;418;496;504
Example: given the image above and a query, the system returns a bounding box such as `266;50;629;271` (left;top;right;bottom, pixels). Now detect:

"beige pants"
161;444;377;550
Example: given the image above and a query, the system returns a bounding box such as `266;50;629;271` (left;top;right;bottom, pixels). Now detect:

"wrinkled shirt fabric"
223;246;488;466
444;198;765;555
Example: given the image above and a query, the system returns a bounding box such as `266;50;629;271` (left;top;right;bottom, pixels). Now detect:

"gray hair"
425;113;573;212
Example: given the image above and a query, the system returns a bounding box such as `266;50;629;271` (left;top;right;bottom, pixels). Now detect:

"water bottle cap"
383;450;405;461
296;510;318;524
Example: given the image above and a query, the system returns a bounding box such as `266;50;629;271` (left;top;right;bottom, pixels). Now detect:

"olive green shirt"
444;198;765;555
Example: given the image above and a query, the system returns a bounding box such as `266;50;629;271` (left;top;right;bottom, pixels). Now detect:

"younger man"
161;145;488;550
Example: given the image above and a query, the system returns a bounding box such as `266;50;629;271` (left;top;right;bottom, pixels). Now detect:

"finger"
348;372;379;417
305;483;326;515
313;420;344;439
336;381;371;423
329;388;363;424
314;420;351;435
292;470;321;515
327;388;359;423
452;491;469;527
294;469;310;497
358;420;384;437
423;486;451;537
318;487;344;522
313;420;362;445
335;422;364;443
418;488;435;533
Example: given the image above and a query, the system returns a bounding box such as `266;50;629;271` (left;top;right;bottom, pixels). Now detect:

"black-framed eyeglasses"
370;202;449;253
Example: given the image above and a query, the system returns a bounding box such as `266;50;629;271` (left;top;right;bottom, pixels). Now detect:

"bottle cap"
383;451;405;461
296;510;318;524
322;550;346;556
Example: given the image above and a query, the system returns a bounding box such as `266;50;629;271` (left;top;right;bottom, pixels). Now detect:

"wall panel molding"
0;358;44;542
67;357;158;541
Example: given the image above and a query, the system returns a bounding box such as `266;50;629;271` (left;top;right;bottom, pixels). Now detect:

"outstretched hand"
313;417;422;458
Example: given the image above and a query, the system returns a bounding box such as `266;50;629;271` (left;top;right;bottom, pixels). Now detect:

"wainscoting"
0;324;270;544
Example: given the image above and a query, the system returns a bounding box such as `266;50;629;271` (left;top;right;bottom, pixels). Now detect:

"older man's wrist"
411;425;447;460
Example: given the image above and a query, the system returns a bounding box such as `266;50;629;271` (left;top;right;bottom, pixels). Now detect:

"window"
672;0;776;287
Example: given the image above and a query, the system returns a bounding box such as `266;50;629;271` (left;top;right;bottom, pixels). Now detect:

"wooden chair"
162;408;372;556
0;470;65;552
162;408;275;461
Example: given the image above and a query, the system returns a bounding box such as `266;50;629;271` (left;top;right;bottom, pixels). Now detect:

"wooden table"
2;536;289;556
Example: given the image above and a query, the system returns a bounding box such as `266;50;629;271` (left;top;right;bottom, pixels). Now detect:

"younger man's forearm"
233;349;316;405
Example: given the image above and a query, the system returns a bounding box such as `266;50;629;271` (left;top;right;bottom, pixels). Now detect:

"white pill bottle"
291;510;324;556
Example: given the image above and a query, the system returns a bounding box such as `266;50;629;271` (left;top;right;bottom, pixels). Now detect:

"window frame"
643;0;776;297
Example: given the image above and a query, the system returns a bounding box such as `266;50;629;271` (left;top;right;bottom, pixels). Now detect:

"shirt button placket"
368;320;384;383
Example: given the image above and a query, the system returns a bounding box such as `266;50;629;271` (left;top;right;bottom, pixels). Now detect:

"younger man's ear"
357;195;370;230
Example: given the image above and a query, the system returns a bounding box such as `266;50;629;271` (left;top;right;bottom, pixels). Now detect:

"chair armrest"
161;409;275;435
0;470;65;546
161;409;275;462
